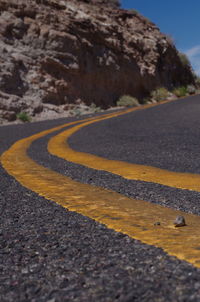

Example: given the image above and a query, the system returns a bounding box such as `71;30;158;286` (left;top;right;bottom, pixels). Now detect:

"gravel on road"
1;96;200;301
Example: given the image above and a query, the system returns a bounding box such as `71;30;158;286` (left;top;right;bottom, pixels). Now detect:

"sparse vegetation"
172;86;187;97
117;95;139;107
195;76;200;88
90;102;101;113
141;98;150;105
69;103;101;116
130;9;139;15
178;52;191;67
150;87;169;102
72;108;81;117
187;85;196;95
17;112;31;122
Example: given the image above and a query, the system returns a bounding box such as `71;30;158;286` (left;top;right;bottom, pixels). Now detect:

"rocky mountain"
0;0;195;123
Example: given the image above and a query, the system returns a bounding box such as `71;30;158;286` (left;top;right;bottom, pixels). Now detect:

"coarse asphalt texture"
1;96;200;301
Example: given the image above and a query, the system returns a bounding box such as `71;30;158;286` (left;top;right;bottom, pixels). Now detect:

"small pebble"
154;222;161;226
174;216;186;227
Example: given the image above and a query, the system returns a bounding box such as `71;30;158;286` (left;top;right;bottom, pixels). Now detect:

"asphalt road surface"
1;95;200;301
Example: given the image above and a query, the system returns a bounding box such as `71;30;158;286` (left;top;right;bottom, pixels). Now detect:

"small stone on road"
174;216;186;227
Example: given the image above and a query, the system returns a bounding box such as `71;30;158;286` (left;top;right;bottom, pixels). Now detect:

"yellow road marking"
2;105;200;268
48;106;200;192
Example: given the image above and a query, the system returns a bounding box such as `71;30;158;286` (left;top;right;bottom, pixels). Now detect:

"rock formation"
0;0;195;123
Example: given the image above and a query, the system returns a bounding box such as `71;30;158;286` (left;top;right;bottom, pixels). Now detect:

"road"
1;95;200;301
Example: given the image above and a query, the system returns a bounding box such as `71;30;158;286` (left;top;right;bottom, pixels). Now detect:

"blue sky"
121;0;200;75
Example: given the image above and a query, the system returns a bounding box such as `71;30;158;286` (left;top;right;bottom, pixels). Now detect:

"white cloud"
183;45;200;75
185;45;200;57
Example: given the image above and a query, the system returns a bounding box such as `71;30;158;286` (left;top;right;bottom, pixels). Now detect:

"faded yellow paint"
48;108;200;192
2;104;200;268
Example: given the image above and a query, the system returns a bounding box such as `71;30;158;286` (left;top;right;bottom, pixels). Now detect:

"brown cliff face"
0;0;195;122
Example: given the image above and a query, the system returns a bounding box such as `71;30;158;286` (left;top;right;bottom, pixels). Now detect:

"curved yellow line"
48;108;200;193
1;104;200;267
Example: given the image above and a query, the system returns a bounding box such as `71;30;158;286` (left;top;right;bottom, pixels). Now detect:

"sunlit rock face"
0;0;194;122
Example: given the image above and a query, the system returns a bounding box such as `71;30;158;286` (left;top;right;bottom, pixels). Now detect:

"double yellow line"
48;109;200;192
2;102;200;268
